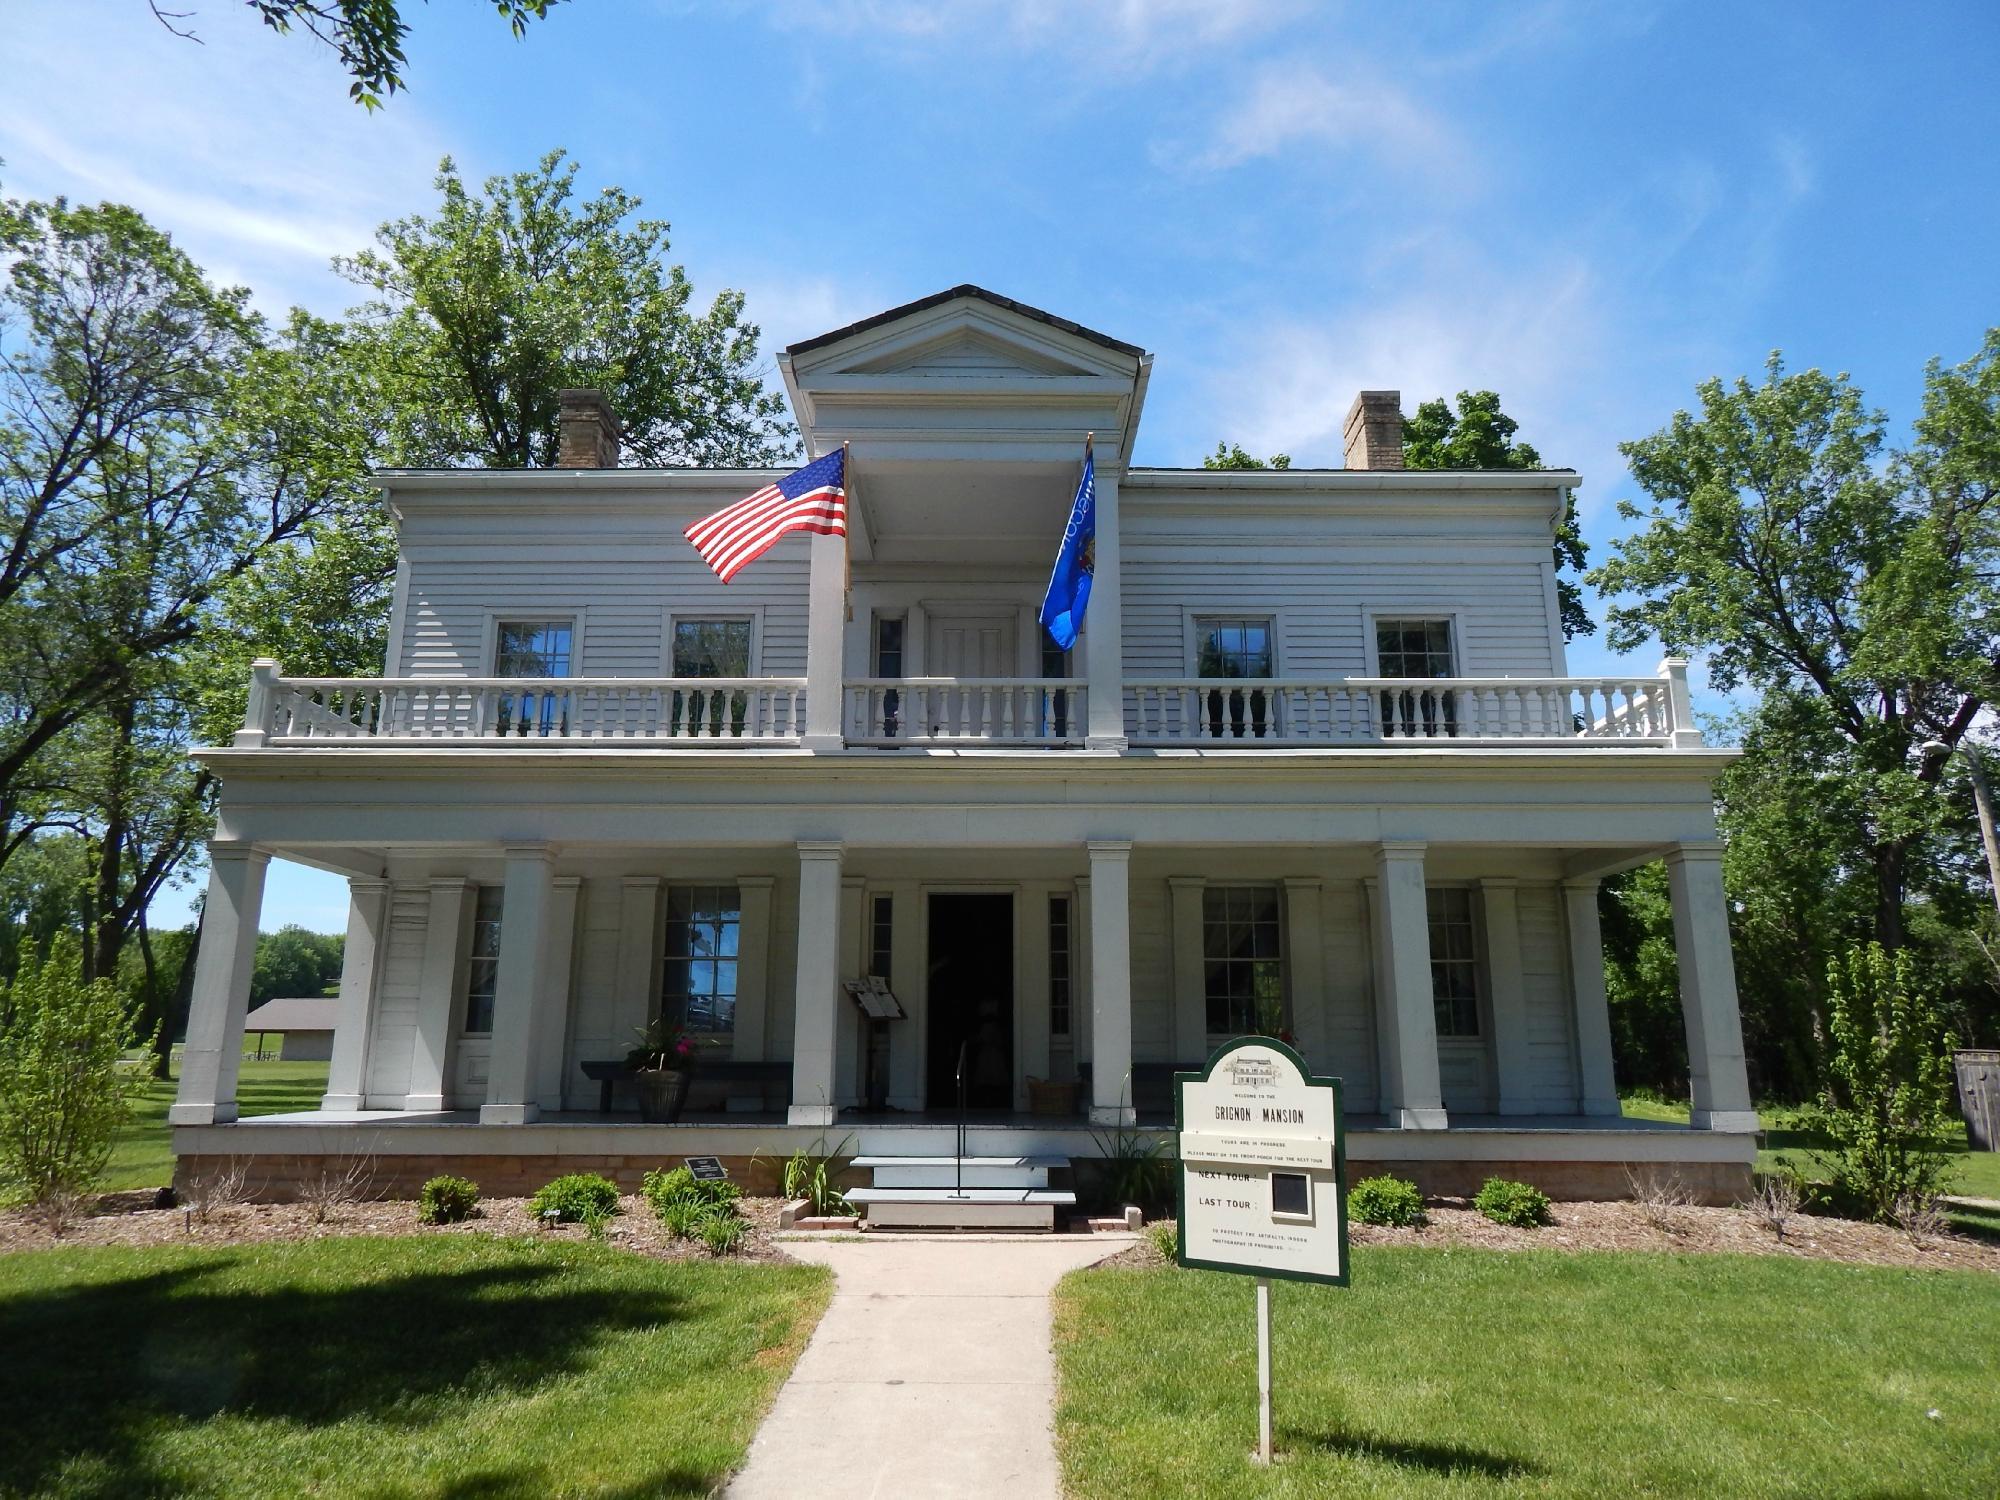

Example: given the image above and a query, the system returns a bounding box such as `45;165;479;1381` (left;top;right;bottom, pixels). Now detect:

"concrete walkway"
728;1235;1135;1500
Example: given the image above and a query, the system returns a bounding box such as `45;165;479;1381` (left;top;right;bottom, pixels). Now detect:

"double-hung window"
873;615;905;738
661;885;741;1043
1426;887;1481;1037
461;885;504;1034
1202;885;1285;1037
494;619;573;736
671;618;753;736
1194;616;1275;739
1374;617;1457;737
1048;895;1073;1039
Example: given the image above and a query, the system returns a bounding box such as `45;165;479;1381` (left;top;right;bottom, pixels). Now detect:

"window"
671;619;754;736
873;616;904;738
1048;895;1073;1038
661;885;741;1041
1202;885;1285;1037
1374;618;1457;738
1195;616;1275;739
870;894;894;980
462;885;504;1034
1427;887;1481;1037
494;619;573;736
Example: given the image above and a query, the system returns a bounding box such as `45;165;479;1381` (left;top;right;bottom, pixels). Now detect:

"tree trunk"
135;914;170;1080
1872;839;1909;951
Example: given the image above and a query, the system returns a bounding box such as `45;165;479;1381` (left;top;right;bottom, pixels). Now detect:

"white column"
731;876;776;1062
1479;878;1535;1115
321;876;390;1112
1660;656;1705;749
1371;842;1447;1129
1666;845;1758;1132
481;844;554;1125
1563;877;1622;1116
407;878;470;1111
803;530;847;751
169;842;270;1125
834;875;865;1106
612;876;663;1049
1087;839;1134;1124
1282;877;1327;1068
1168;875;1207;1064
1083;469;1127;749
789;841;844;1124
533;876;582;1112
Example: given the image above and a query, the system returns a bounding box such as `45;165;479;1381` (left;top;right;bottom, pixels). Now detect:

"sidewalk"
727;1234;1135;1500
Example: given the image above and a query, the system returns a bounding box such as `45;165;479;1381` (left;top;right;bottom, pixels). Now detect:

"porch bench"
579;1058;793;1115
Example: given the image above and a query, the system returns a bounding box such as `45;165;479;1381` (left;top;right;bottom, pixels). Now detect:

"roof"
244;997;337;1032
784;284;1147;360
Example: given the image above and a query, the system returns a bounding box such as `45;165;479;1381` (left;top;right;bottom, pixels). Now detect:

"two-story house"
169;287;1758;1215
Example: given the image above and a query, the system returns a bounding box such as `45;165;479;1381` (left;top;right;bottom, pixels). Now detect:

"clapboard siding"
364;885;431;1100
1518;883;1580;1109
1129;877;1172;1062
1320;881;1379;1111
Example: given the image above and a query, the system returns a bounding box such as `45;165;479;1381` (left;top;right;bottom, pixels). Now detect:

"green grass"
1056;1250;2000;1498
0;1234;831;1498
104;1059;328;1192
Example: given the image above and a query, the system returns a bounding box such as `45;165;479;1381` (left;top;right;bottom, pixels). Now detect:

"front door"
927;893;1014;1110
927;613;1017;677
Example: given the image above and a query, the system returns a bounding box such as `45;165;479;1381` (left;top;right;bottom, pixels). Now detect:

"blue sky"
4;0;1996;930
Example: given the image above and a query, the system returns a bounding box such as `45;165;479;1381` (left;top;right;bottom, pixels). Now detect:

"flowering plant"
627;1016;696;1071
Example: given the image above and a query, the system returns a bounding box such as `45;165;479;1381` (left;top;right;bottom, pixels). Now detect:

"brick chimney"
556;388;621;468
1342;390;1405;470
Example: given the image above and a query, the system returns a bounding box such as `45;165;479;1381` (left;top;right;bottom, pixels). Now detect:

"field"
104;1058;328;1192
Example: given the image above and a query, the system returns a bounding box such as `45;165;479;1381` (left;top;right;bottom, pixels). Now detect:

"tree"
252;925;344;1002
152;1;565;109
1403;391;1595;641
1591;342;2000;952
1202;441;1290;470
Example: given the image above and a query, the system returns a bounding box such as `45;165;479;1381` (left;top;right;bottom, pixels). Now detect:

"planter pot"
633;1067;693;1124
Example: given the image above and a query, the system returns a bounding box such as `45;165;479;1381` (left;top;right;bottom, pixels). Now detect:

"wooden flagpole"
842;441;852;621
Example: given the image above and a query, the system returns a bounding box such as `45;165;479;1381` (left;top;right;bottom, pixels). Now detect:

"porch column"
322;876;390;1112
1562;878;1622;1116
169;842;270;1125
481;844;554;1125
1083;469;1127;749
803;529;846;751
1666;844;1758;1131
1371;841;1447;1129
1168;876;1207;1064
1087;839;1134;1124
1479;879;1535;1115
408;878;471;1111
1283;877;1327;1068
731;876;776;1062
533;877;582;1112
789;841;844;1125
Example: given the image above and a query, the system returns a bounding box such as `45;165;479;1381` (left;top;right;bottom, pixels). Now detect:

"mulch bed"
0;1191;790;1262
1112;1198;2000;1274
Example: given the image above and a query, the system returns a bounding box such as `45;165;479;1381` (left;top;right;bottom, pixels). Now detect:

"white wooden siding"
363;885;430;1101
1519;884;1581;1110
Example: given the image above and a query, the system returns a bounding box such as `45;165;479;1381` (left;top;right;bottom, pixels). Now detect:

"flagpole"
841;441;853;622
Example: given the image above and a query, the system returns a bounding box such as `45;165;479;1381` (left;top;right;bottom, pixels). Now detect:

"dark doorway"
927;893;1014;1110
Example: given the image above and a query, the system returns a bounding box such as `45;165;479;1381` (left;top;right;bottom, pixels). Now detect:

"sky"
4;0;1997;931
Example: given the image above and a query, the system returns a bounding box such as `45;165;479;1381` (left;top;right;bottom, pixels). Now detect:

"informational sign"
1176;1037;1348;1286
843;975;906;1020
684;1156;728;1182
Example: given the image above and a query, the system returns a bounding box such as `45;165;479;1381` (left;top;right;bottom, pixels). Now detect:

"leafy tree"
1202;441;1290;470
1596;863;1687;1095
1403;391;1594;641
0;934;150;1220
252;924;345;1002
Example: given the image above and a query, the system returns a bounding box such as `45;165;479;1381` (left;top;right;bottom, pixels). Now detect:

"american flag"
684;448;846;583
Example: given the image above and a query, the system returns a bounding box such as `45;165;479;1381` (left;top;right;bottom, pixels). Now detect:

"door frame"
918;884;1023;1111
918;598;1041;677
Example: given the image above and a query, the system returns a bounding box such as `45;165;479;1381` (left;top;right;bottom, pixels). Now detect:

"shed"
243;997;337;1062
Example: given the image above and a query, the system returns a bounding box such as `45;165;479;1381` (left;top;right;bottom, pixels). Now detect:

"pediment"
785;286;1143;385
845;326;1094;379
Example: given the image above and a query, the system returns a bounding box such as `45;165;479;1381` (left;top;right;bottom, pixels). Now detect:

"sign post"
1176;1037;1347;1466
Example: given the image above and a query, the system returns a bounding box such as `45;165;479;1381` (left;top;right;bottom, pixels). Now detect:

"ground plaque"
684;1156;727;1182
1175;1037;1348;1463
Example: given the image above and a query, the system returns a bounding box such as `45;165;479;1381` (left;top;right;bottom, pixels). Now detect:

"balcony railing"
1125;676;1680;746
845;678;1086;747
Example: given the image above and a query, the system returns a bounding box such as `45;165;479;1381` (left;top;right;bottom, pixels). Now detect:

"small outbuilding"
243;997;337;1062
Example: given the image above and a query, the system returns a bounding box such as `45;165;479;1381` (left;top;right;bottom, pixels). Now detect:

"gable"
845;326;1095;379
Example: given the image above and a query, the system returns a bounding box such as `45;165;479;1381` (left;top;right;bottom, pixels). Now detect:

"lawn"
0;1234;831;1499
106;1058;328;1192
1055;1249;2000;1499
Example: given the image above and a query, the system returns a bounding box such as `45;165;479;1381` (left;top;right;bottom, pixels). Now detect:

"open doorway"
926;893;1014;1110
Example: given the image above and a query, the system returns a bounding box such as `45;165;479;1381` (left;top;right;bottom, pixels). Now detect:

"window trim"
1425;883;1487;1041
1181;607;1285;678
663;607;763;678
659;882;744;1048
1361;607;1468;678
459;883;504;1037
482;610;585;678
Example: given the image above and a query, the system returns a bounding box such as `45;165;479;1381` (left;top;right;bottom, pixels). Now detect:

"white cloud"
1173;62;1456;176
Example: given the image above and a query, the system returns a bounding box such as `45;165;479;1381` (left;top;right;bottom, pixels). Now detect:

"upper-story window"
872;616;904;738
1195;616;1275;739
494;620;572;735
661;884;741;1043
1203;885;1285;1038
1375;618;1457;738
672;619;753;736
461;884;504;1034
1427;886;1481;1038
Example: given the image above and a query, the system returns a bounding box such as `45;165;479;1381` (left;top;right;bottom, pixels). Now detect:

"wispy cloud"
1169;62;1457;176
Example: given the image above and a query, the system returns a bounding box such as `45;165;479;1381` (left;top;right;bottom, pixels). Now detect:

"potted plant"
627;1016;696;1123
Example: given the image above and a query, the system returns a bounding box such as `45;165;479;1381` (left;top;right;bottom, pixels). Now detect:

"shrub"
778;1137;855;1218
0;935;152;1216
660;1200;707;1240
1806;943;1957;1225
699;1210;747;1256
1146;1220;1178;1264
1349;1174;1429;1228
417;1174;480;1224
1474;1177;1552;1228
643;1165;741;1217
529;1172;621;1223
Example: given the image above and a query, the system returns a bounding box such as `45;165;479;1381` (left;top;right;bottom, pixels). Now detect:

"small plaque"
844;975;906;1020
685;1156;727;1182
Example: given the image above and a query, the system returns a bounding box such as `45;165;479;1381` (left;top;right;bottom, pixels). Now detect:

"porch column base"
1580;1093;1622;1118
405;1093;447;1112
319;1093;366;1112
169;1102;237;1126
1396;1106;1450;1130
1089;1104;1136;1127
1691;1108;1760;1133
788;1103;837;1126
479;1102;540;1125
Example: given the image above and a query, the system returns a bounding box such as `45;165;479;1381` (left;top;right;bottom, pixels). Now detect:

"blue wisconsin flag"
1038;438;1096;650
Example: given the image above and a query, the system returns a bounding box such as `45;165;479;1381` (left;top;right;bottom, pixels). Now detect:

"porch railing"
844;678;1086;747
1126;675;1682;746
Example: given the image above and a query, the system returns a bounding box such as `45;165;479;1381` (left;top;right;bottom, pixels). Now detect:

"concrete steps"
851;1154;1065;1189
847;1150;1076;1231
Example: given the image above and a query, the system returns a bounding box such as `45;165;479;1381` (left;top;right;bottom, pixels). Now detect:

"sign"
843;975;906;1020
1176;1036;1347;1286
684;1156;728;1182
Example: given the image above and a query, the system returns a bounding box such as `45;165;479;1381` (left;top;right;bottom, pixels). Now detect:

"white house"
169;287;1757;1213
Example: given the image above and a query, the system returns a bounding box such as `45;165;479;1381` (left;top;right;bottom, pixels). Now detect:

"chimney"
556;388;621;469
1342;390;1405;470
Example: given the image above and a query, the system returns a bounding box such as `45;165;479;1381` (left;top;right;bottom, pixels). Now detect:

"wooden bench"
579;1058;793;1114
